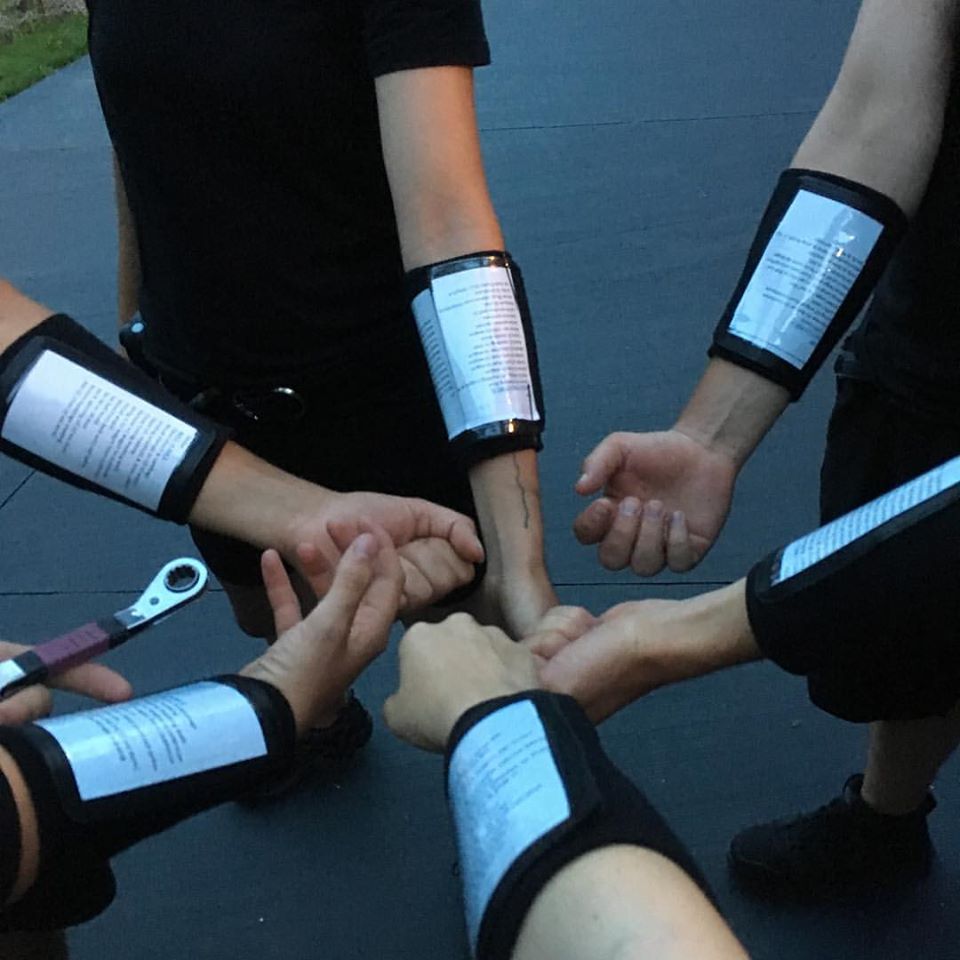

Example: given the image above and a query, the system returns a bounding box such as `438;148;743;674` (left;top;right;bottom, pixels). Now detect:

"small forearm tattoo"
512;454;531;529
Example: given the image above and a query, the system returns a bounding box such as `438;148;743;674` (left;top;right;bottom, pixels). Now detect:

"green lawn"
0;13;87;103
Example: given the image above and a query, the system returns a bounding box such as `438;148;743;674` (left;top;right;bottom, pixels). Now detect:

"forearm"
112;152;141;326
514;845;748;960
187;442;332;552
468;450;548;574
663;581;761;679
674;359;789;469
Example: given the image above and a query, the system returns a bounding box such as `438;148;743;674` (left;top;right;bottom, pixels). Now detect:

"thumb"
575;435;626;495
301;533;379;643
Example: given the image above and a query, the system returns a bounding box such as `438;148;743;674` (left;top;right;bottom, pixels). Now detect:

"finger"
407;500;485;565
573;497;616;546
0;686;53;725
523;629;572;660
521;606;596;658
630;500;668;577
347;537;404;651
262;549;305;636
597;497;642;570
665;510;699;572
575;436;624;495
397;556;433;612
397;539;474;611
52;662;133;704
301;533;378;642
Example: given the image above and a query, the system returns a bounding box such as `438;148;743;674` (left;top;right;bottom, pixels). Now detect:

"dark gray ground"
1;2;958;957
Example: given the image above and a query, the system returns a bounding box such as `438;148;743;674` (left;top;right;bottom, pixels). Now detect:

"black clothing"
84;0;491;586
806;44;960;720
85;0;490;384
844;46;960;423
810;377;960;721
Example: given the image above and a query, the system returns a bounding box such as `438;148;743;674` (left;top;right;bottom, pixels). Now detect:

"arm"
531;583;759;723
384;616;748;960
575;0;958;576
376;67;556;634
514;846;748;960
0;534;400;915
549;451;960;722
0;283;484;609
112;151;141;329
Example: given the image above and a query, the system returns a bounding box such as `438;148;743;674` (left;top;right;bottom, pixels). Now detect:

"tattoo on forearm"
512;454;531;529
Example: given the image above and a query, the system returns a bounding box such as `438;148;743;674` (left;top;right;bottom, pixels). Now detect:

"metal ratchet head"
0;558;210;702
115;558;209;632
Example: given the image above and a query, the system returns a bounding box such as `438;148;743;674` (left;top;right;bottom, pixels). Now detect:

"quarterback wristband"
0;314;231;523
0;675;294;930
407;251;545;467
445;691;707;960
747;455;960;677
710;169;906;399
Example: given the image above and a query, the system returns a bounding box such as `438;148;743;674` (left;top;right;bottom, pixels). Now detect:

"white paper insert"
776;455;960;583
412;265;540;439
449;700;570;950
2;350;197;511
729;190;883;368
0;659;27;692
37;682;267;801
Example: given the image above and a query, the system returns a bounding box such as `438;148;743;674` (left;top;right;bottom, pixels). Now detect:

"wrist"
189;444;335;555
674;581;761;676
673;358;790;469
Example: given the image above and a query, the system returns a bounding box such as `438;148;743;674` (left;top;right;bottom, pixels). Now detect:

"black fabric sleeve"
747;489;960;677
0;676;295;931
0;314;231;523
363;0;490;78
447;691;711;960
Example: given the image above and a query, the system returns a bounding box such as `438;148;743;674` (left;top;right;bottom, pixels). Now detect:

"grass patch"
0;13;87;103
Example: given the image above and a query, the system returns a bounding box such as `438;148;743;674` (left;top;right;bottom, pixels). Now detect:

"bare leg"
862;699;960;814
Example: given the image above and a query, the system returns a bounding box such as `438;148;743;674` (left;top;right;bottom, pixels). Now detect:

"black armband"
0;675;294;931
709;170;906;399
0;314;232;523
747;455;960;679
407;252;545;468
445;691;708;960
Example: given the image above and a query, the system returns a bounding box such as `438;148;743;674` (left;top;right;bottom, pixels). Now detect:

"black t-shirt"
85;0;489;383
848;39;960;421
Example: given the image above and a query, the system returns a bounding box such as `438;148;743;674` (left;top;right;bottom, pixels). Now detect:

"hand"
384;613;541;752
286;491;485;614
241;531;403;734
535;585;759;723
573;429;738;576
0;641;133;726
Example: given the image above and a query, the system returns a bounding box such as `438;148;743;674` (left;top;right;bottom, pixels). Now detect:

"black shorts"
154;326;479;591
809;375;960;722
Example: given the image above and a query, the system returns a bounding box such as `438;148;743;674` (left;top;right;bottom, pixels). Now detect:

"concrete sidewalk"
1;3;958;958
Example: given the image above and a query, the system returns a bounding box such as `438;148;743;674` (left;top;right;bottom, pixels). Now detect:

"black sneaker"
728;774;936;900
243;692;373;804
